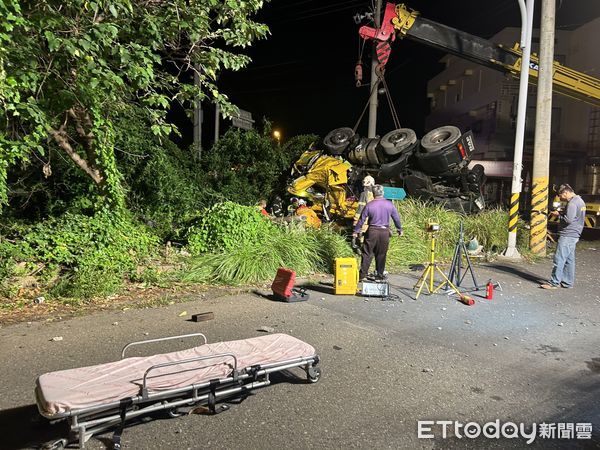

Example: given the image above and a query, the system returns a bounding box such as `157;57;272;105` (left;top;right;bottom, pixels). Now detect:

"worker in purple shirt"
353;185;403;281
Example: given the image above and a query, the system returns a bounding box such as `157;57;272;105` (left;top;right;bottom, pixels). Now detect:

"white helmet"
363;175;375;187
297;199;307;206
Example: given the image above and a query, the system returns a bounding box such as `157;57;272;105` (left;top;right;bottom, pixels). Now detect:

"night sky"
213;0;600;143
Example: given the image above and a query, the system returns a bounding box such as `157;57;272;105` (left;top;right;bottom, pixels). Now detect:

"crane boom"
359;3;600;106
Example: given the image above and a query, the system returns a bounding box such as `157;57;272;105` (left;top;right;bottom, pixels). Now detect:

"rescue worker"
353;184;403;281
295;199;322;228
540;184;586;289
287;197;299;216
270;195;284;217
257;199;269;217
352;175;375;248
353;175;375;227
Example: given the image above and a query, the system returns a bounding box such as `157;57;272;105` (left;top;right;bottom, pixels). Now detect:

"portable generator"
334;257;358;295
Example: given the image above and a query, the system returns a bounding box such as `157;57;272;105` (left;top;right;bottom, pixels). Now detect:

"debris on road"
50;336;63;342
191;312;214;322
257;326;275;333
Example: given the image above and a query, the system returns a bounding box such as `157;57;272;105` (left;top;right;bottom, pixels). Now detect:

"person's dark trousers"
359;227;390;280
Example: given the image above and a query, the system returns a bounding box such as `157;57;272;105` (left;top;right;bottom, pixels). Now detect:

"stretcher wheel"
167;408;185;418
42;439;67;450
307;366;321;383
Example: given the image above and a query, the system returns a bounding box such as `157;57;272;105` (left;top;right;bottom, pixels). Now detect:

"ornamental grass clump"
181;221;353;285
387;199;527;270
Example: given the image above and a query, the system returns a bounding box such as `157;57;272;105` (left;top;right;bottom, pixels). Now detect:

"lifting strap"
353;70;401;133
113;397;133;450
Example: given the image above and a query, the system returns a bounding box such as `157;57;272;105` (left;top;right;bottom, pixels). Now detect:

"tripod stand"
414;231;462;299
446;221;481;293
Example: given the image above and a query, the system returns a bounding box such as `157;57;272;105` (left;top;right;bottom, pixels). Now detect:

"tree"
0;0;269;212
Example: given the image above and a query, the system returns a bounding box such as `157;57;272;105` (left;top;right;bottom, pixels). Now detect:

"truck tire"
420;126;461;153
381;128;417;156
323;127;355;155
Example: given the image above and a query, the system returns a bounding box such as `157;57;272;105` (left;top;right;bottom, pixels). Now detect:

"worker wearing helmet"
353;175;375;227
353;184;403;281
287;197;299;216
295;199;322;228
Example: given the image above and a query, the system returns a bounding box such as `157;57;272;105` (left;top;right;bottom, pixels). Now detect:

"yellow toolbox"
334;257;358;295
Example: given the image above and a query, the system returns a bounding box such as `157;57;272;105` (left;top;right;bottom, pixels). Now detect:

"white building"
425;18;600;202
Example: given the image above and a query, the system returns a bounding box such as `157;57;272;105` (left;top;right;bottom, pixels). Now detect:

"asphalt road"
1;248;599;449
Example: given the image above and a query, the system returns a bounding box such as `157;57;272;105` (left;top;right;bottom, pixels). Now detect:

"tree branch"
49;127;103;185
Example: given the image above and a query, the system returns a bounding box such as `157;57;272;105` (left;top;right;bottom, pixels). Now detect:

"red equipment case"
271;268;309;302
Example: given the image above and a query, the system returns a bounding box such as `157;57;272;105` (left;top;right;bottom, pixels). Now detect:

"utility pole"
193;67;203;160
529;0;556;255
503;0;535;259
367;0;382;138
214;103;220;144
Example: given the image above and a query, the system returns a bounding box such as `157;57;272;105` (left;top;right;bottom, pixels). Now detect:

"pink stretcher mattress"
36;333;316;416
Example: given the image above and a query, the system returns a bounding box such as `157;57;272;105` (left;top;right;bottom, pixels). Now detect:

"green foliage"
114;106;217;238
202;128;316;204
0;211;158;298
1;0;269;212
187;202;275;254
386;199;529;270
179;223;354;285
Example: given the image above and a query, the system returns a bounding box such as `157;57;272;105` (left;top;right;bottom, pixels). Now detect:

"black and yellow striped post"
529;177;549;255
503;190;522;257
508;193;520;234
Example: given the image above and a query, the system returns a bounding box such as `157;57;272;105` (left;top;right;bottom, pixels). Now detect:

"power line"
275;0;367;24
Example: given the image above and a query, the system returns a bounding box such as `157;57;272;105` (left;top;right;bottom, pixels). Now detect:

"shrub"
0;211;158;298
186;201;275;254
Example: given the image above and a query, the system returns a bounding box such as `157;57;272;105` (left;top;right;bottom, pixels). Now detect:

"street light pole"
503;0;535;259
367;0;382;138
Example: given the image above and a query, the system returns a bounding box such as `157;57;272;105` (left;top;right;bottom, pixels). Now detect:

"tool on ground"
414;222;465;301
36;333;321;449
446;220;482;293
334;257;359;295
271;268;310;302
361;280;390;297
458;294;475;306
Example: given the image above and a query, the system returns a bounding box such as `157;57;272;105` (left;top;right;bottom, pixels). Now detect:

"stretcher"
35;333;321;449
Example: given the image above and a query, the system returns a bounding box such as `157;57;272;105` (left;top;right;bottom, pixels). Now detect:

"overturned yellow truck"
287;126;487;221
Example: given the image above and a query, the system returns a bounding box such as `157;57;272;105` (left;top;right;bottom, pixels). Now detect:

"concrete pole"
503;0;535;259
367;0;382;138
529;0;556;255
193;67;203;160
214;103;220;144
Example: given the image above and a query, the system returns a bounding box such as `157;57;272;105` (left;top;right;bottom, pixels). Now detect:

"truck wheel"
420;126;461;153
381;128;417;156
323;127;355;155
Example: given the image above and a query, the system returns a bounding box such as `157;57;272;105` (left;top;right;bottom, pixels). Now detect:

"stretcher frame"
36;333;321;449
